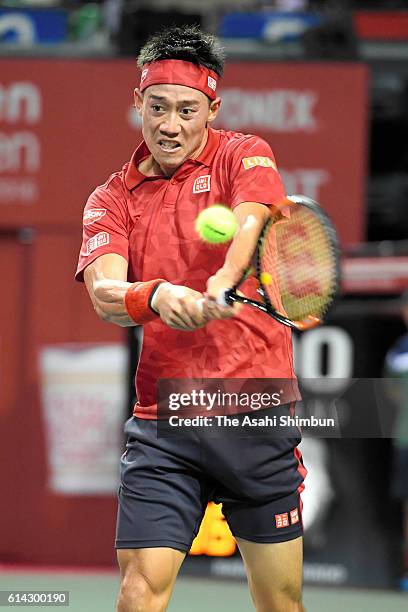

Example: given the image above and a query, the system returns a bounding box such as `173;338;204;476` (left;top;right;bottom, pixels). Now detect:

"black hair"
137;25;225;77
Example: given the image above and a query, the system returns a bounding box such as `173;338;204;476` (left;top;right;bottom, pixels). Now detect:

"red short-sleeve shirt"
76;128;300;418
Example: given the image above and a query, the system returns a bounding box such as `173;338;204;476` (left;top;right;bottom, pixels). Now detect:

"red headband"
139;59;219;101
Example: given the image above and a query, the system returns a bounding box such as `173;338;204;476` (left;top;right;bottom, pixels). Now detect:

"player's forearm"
218;206;270;285
92;279;137;327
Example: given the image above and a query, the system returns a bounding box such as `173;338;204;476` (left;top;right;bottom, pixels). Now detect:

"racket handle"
217;289;234;307
196;297;205;312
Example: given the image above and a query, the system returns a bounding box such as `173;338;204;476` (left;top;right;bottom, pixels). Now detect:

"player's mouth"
158;140;181;153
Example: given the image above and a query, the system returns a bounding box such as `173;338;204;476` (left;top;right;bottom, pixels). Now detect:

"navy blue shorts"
116;405;306;552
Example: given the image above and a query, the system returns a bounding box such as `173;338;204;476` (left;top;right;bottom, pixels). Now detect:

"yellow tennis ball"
195;205;238;244
260;272;273;285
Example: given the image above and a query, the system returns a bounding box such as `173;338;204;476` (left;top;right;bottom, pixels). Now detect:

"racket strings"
260;209;338;321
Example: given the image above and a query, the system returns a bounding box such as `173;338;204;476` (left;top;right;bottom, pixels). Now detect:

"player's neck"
138;155;167;177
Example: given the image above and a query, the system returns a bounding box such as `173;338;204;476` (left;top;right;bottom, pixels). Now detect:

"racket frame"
224;195;341;331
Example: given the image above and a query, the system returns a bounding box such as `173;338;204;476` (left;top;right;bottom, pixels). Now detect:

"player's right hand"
152;283;209;331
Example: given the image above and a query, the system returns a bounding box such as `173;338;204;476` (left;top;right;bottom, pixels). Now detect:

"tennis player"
76;26;306;612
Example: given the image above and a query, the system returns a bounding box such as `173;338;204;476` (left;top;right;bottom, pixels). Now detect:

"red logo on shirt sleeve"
85;231;110;255
83;208;107;226
275;513;289;528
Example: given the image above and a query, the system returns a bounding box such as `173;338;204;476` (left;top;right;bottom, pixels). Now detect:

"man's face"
134;84;220;176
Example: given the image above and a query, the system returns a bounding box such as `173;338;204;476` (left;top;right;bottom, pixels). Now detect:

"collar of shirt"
124;127;221;191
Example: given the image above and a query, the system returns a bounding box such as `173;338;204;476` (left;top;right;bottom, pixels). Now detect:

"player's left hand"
204;270;243;320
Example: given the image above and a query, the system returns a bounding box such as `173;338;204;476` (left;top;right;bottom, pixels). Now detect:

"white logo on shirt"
193;175;211;194
84;232;109;255
83;208;107;226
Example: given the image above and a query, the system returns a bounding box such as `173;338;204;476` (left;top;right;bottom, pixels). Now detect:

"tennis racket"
218;195;341;331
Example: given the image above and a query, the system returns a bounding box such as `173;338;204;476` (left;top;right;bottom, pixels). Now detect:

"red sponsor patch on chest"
193;175;211;194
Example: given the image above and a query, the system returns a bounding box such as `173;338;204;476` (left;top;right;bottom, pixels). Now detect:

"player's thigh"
237;536;303;611
118;546;185;598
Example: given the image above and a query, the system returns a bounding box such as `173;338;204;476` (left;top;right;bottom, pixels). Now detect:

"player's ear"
207;97;221;124
134;88;143;115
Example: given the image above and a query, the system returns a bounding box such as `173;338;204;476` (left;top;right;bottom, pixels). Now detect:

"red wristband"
124;279;166;324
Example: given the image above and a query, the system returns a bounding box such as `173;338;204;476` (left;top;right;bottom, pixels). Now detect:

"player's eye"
181;108;194;116
151;104;164;112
